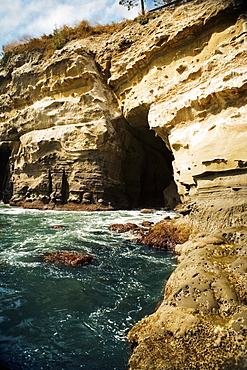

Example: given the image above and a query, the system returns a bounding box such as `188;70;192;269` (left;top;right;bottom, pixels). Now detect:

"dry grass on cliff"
1;19;129;64
2;35;54;60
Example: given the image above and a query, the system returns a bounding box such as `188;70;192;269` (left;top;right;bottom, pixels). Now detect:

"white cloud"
0;0;143;49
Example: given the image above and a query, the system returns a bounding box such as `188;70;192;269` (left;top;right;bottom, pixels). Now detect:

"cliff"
1;0;246;217
1;0;247;367
0;21;175;210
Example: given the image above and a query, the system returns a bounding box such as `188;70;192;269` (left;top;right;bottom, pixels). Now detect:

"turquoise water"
0;205;177;370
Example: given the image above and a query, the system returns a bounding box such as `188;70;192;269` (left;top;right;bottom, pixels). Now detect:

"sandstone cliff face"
104;0;247;225
0;44;173;209
1;0;247;215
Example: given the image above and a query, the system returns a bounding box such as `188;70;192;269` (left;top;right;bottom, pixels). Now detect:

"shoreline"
4;200;247;368
127;215;247;369
8;200;115;212
7;200;174;214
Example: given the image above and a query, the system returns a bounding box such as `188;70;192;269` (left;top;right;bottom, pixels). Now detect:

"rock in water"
135;219;190;250
43;252;95;267
108;223;139;233
140;209;153;214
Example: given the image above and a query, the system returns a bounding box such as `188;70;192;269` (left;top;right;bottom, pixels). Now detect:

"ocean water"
0;205;177;370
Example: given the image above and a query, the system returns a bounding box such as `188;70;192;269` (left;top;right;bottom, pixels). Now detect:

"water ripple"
0;205;177;369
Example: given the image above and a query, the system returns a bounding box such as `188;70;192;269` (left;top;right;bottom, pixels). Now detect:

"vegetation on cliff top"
0;0;193;66
0;19;129;65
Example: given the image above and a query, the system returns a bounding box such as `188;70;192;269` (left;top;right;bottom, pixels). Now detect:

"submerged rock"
140;209;154;214
43;252;95;267
108;223;139;233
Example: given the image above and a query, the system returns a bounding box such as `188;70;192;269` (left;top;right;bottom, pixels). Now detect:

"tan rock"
1;0;246;215
128;227;247;369
0;46;173;208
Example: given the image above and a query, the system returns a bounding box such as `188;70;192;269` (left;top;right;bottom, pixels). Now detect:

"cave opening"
0;146;12;203
123;126;179;209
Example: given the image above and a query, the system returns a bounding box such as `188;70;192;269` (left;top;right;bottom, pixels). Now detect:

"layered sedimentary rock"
0;45;173;209
104;0;247;225
1;0;246;216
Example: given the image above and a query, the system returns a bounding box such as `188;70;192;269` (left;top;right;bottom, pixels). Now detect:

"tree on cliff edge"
119;0;184;15
119;0;145;15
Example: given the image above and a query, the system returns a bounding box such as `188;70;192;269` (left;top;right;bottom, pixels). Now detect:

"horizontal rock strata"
107;0;247;218
0;40;174;209
1;0;246;214
1;0;247;214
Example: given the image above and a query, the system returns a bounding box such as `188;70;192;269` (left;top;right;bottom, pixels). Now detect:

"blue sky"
0;0;154;50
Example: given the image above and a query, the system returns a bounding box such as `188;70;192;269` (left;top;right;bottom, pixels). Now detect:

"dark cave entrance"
123;126;179;209
0;146;12;203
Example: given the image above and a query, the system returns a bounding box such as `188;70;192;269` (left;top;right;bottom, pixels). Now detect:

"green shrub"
138;17;149;25
53;26;71;49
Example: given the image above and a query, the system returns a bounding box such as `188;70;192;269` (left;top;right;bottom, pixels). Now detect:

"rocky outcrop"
0;41;174;209
108;222;139;233
1;0;246;214
128;227;247;369
105;0;247;222
135;218;191;250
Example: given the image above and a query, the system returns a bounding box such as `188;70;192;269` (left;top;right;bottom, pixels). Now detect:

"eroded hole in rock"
123;126;179;209
0;146;12;203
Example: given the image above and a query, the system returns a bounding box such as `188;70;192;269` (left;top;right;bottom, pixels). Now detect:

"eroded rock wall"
1;0;246;214
103;0;247;224
0;45;173;209
1;0;247;368
128;226;247;369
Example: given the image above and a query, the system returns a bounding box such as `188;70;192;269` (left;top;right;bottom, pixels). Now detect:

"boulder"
140;209;153;214
128;227;247;369
43;252;95;267
108;223;139;233
136;219;191;250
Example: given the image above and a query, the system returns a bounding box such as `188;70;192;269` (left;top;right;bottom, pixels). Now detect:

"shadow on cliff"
122;123;179;209
0;145;12;204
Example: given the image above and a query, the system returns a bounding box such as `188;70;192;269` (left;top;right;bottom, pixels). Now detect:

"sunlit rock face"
0;0;247;215
0;48;124;207
105;0;247;218
147;12;247;206
0;47;173;209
